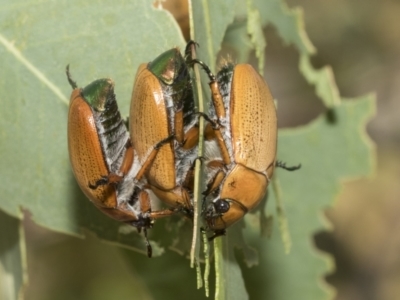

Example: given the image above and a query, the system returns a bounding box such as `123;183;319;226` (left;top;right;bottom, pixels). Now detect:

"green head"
148;48;187;85
82;78;115;112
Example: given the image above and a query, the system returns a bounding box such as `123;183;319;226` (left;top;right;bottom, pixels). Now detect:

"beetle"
129;42;198;218
193;61;300;238
66;67;174;257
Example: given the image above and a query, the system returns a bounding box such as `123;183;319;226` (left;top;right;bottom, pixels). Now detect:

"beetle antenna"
275;160;301;171
143;228;152;258
66;65;78;89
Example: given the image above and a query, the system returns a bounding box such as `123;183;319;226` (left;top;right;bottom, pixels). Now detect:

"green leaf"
246;0;266;75
214;235;247;300
222;20;253;64
0;0;377;299
253;0;315;54
123;247;214;300
190;0;236;71
0;0;185;254
253;0;340;108
243;95;376;299
0;210;27;300
214;221;259;300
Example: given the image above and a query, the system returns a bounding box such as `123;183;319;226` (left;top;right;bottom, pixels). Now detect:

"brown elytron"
130;45;198;216
131;64;176;190
230;64;277;175
68;90;118;209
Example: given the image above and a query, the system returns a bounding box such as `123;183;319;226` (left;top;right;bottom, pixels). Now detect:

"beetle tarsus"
65;65;78;89
88;176;109;189
197;112;219;129
189;59;216;82
275;161;301;171
154;134;175;150
143;228;152;258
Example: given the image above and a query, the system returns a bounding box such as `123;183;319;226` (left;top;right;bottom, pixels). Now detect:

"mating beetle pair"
67;44;197;257
67;41;300;255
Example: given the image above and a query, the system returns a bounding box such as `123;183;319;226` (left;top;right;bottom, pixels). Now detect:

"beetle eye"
214;199;230;214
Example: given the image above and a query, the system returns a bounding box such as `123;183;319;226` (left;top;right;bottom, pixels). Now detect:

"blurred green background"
19;0;400;299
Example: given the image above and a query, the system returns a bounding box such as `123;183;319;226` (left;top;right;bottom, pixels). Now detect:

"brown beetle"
195;62;300;237
130;43;198;217
66;68;174;257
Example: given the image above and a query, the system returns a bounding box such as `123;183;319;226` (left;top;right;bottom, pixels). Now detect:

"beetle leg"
275;160;302;171
174;109;185;144
118;140;134;176
190;59;226;118
197;112;217;127
148;209;177;219
212;128;231;164
137;189;178;218
189;59;216;82
190;59;226;120
203;168;226;196
182;156;205;189
155;134;175;149
175;106;199;149
135;134;175;181
137;190;176;219
182;125;199;150
209;81;226;120
65;65;78;89
199;113;231;165
173;104;199;148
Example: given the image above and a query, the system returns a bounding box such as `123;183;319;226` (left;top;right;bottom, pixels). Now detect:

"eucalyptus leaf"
243;95;375;299
0;0;377;299
0;0;185;253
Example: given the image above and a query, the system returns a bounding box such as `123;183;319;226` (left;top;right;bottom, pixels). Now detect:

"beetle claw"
207;229;226;241
275;161;301;171
184;40;199;61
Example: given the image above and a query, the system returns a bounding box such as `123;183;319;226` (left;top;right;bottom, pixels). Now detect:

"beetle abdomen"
91;91;129;175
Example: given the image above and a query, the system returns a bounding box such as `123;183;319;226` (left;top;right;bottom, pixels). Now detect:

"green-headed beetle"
129;42;198;218
66;67;175;257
